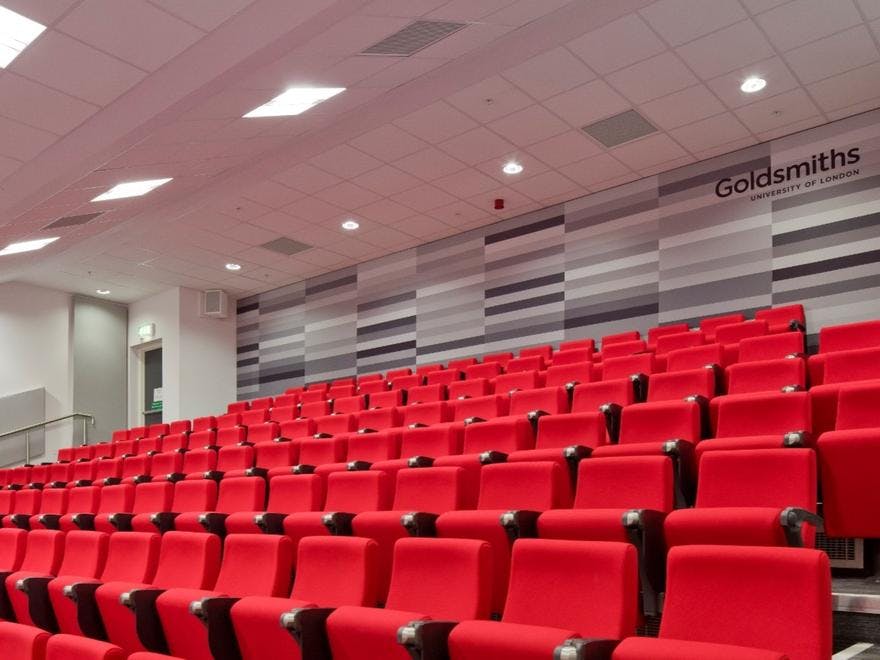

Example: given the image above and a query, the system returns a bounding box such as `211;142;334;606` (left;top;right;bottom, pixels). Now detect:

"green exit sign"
150;401;163;411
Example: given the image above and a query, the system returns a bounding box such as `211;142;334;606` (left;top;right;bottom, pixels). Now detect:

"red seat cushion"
612;637;786;659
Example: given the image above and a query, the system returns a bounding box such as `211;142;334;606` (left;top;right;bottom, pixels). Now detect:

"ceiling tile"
394;100;479;143
355;198;415;224
204;196;273;222
240;180;305;209
756;0;862;52
676;20;775;79
707;57;800;108
825;94;880;120
309;144;383;179
58;0;206;71
483;0;573;26
433;168;501;197
638;154;696;177
639;84;725;130
755;114;827;140
250;211;308;234
427;0;514;21
0;155;22;183
784;25;879;84
607;52;699;104
807;61;880;111
511;170;581;203
468;185;536;212
734;88;822;133
439;126;517;165
223;222;281;246
741;0;789;14
350;124;428;162
446;75;534;123
394;214;453;239
501;46;595;100
352;164;423;196
393;147;468;181
639;0;747;46
0;0;78;25
391;183;457;213
858;0;880;19
0;115;58;161
11;30;147;106
474;151;551;183
431;200;491;227
525;130;602;168
669;112;752;152
359;56;449;88
313;180;383;209
361;0;448;17
611;133;688;170
359;224;420;249
487;104;570;146
273;163;341;194
282;195;347;223
0;72;99;134
543;79;631;128
150;0;257;30
566;14;666;75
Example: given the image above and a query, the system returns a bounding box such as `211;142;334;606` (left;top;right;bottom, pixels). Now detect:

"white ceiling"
0;0;879;302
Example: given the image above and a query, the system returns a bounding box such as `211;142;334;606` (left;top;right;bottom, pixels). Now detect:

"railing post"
82;416;87;446
24;431;30;466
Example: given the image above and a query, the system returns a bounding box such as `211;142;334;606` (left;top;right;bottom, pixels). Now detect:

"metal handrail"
0;413;95;465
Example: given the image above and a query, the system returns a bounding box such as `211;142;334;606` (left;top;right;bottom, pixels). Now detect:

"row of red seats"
0;527;831;660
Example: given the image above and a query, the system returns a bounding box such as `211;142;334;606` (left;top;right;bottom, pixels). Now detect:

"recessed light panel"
503;162;523;175
244;87;345;118
91;178;172;202
341;220;359;230
96;289;111;295
225;263;242;271
0;236;58;255
740;77;767;93
0;5;45;68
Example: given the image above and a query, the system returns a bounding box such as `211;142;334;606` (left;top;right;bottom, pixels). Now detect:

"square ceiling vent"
362;20;466;56
260;237;311;256
583;110;657;148
42;211;103;229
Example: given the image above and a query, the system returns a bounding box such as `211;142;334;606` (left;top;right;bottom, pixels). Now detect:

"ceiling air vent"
361;20;467;56
43;212;103;229
260;237;311;256
582;110;657;148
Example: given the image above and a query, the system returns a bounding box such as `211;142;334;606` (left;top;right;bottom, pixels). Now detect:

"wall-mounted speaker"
200;289;228;319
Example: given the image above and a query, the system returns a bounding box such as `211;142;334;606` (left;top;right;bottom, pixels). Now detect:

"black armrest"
781;384;804;393
346;461;372;471
120;588;169;653
661;439;694;507
281;607;335;660
562;445;592;485
109;512;134;531
47;481;68;489
499;510;540;542
189;596;242;660
621;509;667;617
71;513;96;530
598;403;622;444
783;430;811;447
629;373;648;402
407;456;434;468
146;450;161;457
526;409;549;433
789;319;805;332
254;512;287;535
72;479;93;488
6;484;22;490
553;638;620;660
313;433;333;439
397;619;458;660
292;464;316;475
101;477;122;486
26;482;44;490
197;512;229;535
358;428;378;435
321;512;355;536
244;467;268;479
463;416;486;426
159;473;185;483
8;514;31;530
202;470;225;482
37;514;62;530
401;512;439;537
17;575;58;632
684;394;710;438
237;441;254;447
479;450;507;465
408;422;428;429
132;474;153;485
62;581;106;639
149;512;179;534
780;507;823;548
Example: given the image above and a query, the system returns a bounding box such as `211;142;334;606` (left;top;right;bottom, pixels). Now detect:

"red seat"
95;532;221;653
647;368;714;403
368;389;403;408
483;352;513;367
63;485;134;532
3;488;42;529
231;536;381;660
448;539;639;660
155;535;293;660
544;362;592;387
314;413;357;436
334;395;367;414
46;634;126;659
559;338;595;352
130;480;217;534
509;386;569;416
0;621;50;659
48;531;161;635
647;323;690;351
389;375;421;391
406;384;447;404
357;407;403;431
699;313;745;342
326;538;492;660
448;378;492;399
601;339;647;360
508;413;607;467
424;370;462;387
51;487;99;532
755;304;806;334
808;319;880;384
173;477;265;535
448;357;478;369
665;448;818;548
715;319;769;347
282;471;393;569
464;362;502;380
168;420;192;435
493;370;542;394
273;393;299;408
665;343;730;372
8;530;108;627
452;395;509;422
726;358;806;395
192;417;216;433
240;409;269;427
602;331;640;346
654;330;704;356
818;381;880;537
359;379;389;395
738;331;804;362
549;349;593;367
95;482;172;533
268;406;298;423
227;401;249;414
506;355;545;373
520;345;553;361
436;461;572;614
280;418;316;440
314;430;402;478
224;474;324;535
370;425;464;476
300;400;331;418
0;528;27;574
808;346;880;436
612;545;830;660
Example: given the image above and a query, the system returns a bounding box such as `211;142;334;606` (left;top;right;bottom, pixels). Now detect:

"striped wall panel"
237;109;880;397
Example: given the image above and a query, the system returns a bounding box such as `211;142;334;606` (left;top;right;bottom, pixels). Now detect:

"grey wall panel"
238;110;880;396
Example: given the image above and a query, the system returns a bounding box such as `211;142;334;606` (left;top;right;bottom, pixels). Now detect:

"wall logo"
715;147;861;200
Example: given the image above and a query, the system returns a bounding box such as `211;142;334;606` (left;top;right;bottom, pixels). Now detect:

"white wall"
128;287;235;426
0;282;73;459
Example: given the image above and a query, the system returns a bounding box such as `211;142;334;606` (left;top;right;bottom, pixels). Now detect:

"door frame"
132;339;162;426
